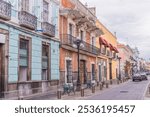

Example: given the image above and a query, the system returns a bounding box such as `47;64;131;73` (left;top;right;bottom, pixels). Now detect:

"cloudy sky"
81;0;150;60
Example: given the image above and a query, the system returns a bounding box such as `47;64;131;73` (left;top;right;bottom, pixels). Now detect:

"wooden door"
80;60;86;84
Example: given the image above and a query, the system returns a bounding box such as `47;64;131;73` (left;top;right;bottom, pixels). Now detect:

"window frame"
18;35;32;82
41;42;50;81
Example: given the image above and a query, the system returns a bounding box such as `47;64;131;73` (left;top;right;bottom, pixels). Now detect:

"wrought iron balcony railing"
18;11;37;30
0;0;11;20
70;0;96;21
59;71;96;85
41;22;55;37
60;34;99;55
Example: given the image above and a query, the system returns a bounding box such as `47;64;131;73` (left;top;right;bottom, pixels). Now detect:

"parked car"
141;73;148;80
132;73;142;81
146;72;150;75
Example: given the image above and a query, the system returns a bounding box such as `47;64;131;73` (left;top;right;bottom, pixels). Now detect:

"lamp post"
73;39;84;91
118;57;121;80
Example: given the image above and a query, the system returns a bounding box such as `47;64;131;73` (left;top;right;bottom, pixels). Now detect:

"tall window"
42;44;49;80
91;37;95;46
69;23;73;36
43;0;49;22
66;60;72;83
80;30;84;40
21;0;29;11
19;38;29;81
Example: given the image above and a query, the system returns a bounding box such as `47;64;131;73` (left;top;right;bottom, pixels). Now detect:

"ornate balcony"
0;0;11;20
60;34;99;55
41;22;55;37
18;11;37;30
69;0;96;22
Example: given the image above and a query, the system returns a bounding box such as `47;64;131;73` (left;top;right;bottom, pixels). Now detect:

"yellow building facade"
96;20;119;82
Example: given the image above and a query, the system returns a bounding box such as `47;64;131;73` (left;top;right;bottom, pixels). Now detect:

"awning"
99;37;110;47
109;44;119;53
109;44;114;50
113;46;119;53
104;39;110;47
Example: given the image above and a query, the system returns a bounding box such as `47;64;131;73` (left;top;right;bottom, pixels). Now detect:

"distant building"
132;47;140;72
117;43;134;78
96;21;119;82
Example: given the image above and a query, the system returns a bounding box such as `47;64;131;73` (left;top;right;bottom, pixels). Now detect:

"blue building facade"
0;0;60;98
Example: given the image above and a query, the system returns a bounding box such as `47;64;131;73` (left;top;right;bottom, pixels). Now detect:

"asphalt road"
86;77;150;100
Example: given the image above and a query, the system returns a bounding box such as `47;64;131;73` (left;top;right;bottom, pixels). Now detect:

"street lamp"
73;39;84;91
117;56;121;80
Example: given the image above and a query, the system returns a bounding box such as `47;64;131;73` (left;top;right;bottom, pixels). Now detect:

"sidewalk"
1;79;129;100
144;84;150;100
55;80;130;100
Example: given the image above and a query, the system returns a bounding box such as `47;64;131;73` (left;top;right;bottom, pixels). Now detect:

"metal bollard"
99;83;103;90
117;80;120;85
92;85;95;93
106;82;109;88
18;96;24;100
102;81;105;87
81;87;84;97
97;82;100;87
57;89;62;99
110;80;113;85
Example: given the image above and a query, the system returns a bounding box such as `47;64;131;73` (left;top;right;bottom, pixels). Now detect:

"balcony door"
42;44;50;80
21;0;29;11
65;59;72;83
0;44;4;97
43;0;49;22
80;30;84;40
69;23;73;36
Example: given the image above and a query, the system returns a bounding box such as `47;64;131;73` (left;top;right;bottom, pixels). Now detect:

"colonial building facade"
0;0;59;98
96;21;119;83
117;43;134;79
59;0;102;85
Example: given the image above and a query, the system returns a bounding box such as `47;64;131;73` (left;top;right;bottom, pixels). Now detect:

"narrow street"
86;77;150;100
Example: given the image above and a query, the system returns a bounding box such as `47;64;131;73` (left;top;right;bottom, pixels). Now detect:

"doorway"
80;60;86;84
91;64;95;80
0;44;4;97
65;59;72;83
98;65;102;82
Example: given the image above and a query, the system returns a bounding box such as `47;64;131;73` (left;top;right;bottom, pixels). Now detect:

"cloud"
81;0;150;60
